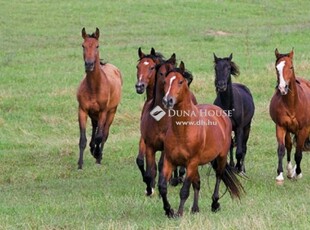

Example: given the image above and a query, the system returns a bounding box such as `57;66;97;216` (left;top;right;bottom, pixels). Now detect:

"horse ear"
289;49;294;59
82;28;87;39
180;61;185;72
94;27;100;40
168;53;176;65
151;47;156;56
213;53;219;62
275;48;280;59
229;53;233;61
138;47;145;59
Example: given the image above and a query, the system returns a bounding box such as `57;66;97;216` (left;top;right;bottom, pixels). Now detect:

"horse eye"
179;80;183;85
150;66;155;70
96;45;99;49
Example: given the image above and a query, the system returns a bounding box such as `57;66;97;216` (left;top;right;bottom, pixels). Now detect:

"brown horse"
135;47;164;101
269;49;310;183
77;28;122;169
159;61;244;218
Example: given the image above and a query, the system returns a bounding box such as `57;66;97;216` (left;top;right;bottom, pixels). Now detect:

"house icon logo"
150;105;166;121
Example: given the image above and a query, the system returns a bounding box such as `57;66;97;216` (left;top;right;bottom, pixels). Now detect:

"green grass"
1;0;310;229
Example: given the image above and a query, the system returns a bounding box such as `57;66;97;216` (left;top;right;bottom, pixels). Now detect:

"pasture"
1;0;310;229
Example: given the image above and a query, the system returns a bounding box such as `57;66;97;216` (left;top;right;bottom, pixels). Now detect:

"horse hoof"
276;172;284;184
166;209;175;218
169;178;179;187
191;206;200;214
211;202;221;213
145;188;155;196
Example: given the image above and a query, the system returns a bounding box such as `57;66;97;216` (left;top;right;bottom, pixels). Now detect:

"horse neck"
283;77;298;110
170;90;197;133
146;83;154;101
152;76;165;107
86;55;104;91
218;79;234;110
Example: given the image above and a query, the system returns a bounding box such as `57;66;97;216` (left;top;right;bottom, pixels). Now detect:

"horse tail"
221;164;245;199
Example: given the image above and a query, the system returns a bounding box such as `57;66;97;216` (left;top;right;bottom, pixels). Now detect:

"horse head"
275;48;295;95
81;28;100;72
135;47;164;94
213;53;239;92
162;61;190;109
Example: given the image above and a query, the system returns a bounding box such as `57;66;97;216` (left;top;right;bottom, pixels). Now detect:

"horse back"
197;104;232;151
100;63;123;107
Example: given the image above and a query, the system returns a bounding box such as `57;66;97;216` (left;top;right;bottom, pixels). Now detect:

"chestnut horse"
213;53;255;173
269;49;310;183
136;50;196;195
159;61;244;218
77;28;122;169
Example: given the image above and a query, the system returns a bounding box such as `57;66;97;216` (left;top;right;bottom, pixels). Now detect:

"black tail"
221;164;245;199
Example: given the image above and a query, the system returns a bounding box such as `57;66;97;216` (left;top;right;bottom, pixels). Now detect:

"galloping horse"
159;61;244;218
213;54;255;173
77;28;122;169
135;47;164;101
269;49;310;183
136;50;196;195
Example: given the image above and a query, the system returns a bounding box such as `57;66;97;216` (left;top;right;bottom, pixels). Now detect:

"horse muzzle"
216;81;227;92
278;84;289;95
135;82;146;94
162;96;175;109
84;61;95;72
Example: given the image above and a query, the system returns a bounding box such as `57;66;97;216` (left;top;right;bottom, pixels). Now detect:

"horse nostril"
168;98;174;105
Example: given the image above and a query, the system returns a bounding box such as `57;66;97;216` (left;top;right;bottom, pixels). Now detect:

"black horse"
213;53;255;173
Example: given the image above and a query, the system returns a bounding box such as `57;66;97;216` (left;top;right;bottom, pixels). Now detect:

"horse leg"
229;137;235;167
136;137;146;186
285;133;294;178
170;168;180;186
158;157;175;218
96;109;117;164
235;128;244;173
145;146;156;196
211;155;227;212
275;126;286;182
89;119;97;156
292;130;308;179
78;109;88;169
177;164;200;216
241;123;251;173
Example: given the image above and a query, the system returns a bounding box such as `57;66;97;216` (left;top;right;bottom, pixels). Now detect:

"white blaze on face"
143;61;149;65
276;61;287;93
165;76;176;98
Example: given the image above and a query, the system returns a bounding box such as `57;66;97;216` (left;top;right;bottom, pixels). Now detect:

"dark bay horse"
269;49;310;183
159;61;244;218
77;28;122;169
135;47;164;101
213;54;255;174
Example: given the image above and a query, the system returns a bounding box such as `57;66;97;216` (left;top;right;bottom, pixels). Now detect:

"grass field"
1;0;310;229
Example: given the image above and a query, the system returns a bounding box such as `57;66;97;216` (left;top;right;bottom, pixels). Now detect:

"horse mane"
87;33;98;39
166;67;194;86
213;57;240;77
230;61;240;76
137;52;165;62
275;53;291;63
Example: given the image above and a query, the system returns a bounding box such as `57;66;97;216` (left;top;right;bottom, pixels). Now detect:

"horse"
213;53;255;173
77;28;122;169
269;48;310;183
135;47;164;101
136;50;196;195
159;61;244;218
